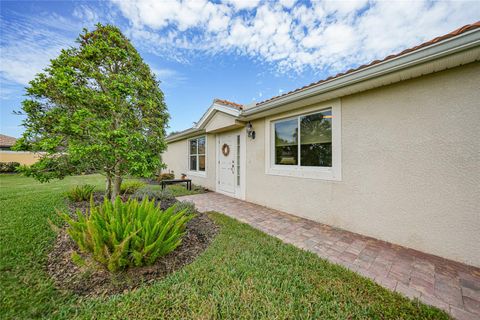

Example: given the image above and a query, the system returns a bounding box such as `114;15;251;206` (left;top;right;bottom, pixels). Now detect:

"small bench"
161;179;192;191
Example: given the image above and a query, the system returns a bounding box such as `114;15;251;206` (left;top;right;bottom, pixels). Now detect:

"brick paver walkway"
180;192;480;320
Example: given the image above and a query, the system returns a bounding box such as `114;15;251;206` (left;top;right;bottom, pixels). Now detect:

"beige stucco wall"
205;112;238;133
162;134;217;190
245;62;480;267
0;151;40;165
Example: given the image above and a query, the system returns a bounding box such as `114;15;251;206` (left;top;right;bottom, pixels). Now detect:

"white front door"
217;133;236;195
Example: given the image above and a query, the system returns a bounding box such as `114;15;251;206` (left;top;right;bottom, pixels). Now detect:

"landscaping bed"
46;192;218;296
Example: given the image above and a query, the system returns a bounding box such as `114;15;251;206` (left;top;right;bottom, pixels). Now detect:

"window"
274;109;332;167
189;136;206;172
267;102;341;181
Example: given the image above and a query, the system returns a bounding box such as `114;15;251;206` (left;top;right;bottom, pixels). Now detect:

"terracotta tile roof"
256;21;480;106
213;98;243;110
0;134;17;147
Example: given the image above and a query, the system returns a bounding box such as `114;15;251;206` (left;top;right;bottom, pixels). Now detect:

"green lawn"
0;174;449;319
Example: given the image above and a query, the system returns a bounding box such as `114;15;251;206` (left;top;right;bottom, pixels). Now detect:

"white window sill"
266;166;341;181
187;171;207;178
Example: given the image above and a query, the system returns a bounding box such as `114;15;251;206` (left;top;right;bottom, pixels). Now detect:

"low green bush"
133;188;174;201
192;184;207;193
0;162;20;173
65;184;95;202
172;201;196;216
133;188;176;210
60;197;195;272
120;181;145;194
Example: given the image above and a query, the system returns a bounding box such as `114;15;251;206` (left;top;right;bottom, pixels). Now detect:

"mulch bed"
47;195;218;297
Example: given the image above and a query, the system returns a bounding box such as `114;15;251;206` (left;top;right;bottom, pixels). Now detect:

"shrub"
0;162;20;173
60;197;195;272
65;184;95;202
133;187;173;201
120;181;146;194
157;172;174;181
133;188;176;210
192;184;207;193
172;201;196;216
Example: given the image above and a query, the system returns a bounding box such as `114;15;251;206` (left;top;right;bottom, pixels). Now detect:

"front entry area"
216;131;245;199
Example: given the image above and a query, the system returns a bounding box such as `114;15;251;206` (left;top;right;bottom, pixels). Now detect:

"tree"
14;24;169;200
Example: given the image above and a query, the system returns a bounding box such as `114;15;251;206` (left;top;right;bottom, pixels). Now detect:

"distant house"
0;134;39;165
0;134;17;151
162;22;480;268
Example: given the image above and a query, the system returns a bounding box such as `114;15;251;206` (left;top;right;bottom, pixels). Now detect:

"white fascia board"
242;28;480;118
166;103;241;142
166;128;204;143
196;103;241;129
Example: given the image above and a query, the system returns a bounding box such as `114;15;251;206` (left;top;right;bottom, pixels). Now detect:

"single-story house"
162;22;480;268
0;134;39;165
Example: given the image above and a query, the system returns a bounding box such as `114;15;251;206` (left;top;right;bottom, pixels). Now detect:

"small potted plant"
181;173;187;180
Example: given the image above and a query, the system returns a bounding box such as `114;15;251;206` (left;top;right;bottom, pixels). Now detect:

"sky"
1;0;479;137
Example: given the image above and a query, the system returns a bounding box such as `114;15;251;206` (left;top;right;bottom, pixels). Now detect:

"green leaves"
16;23;169;194
61;197;195;272
65;185;95;202
120;180;146;194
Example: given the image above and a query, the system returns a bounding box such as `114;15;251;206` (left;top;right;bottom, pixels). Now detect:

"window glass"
199;155;205;171
300;110;332;167
274;118;298;165
190;156;197;171
189;136;206;172
198;137;206;154
190;139;197;155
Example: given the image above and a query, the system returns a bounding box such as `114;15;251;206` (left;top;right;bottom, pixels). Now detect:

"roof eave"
165;128;204;143
242;27;480;118
166;100;242;143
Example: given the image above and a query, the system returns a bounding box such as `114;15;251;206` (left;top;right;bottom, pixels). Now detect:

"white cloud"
0;16;74;85
150;66;187;88
0;6;115;86
110;0;479;74
223;0;261;11
279;0;297;9
2;0;478;88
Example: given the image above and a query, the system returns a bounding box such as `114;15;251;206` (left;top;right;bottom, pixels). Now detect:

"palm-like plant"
60;197;194;272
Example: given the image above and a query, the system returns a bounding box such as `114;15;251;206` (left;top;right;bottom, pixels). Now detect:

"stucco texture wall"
0;151;40;165
245;62;480;267
205;112;237;132
162;134;216;190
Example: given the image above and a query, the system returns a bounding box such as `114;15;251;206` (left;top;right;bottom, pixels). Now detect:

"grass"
0;174;449;319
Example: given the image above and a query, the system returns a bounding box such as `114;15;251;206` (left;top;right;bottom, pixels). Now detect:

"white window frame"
188;135;207;177
265;100;342;181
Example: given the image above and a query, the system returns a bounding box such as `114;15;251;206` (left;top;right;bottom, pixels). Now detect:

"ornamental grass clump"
65;184;95;202
60;197;195;272
120;181;146;194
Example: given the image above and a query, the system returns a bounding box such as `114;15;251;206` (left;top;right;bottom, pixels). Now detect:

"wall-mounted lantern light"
246;121;256;140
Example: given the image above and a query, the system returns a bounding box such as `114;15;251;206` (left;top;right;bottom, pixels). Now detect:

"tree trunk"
111;163;122;202
105;174;112;199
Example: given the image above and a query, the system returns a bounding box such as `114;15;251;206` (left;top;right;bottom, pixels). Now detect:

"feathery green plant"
60;197;195;272
120;181;146;194
65;184;95;202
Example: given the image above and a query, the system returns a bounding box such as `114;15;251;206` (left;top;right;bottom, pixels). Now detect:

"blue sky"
1;0;479;137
